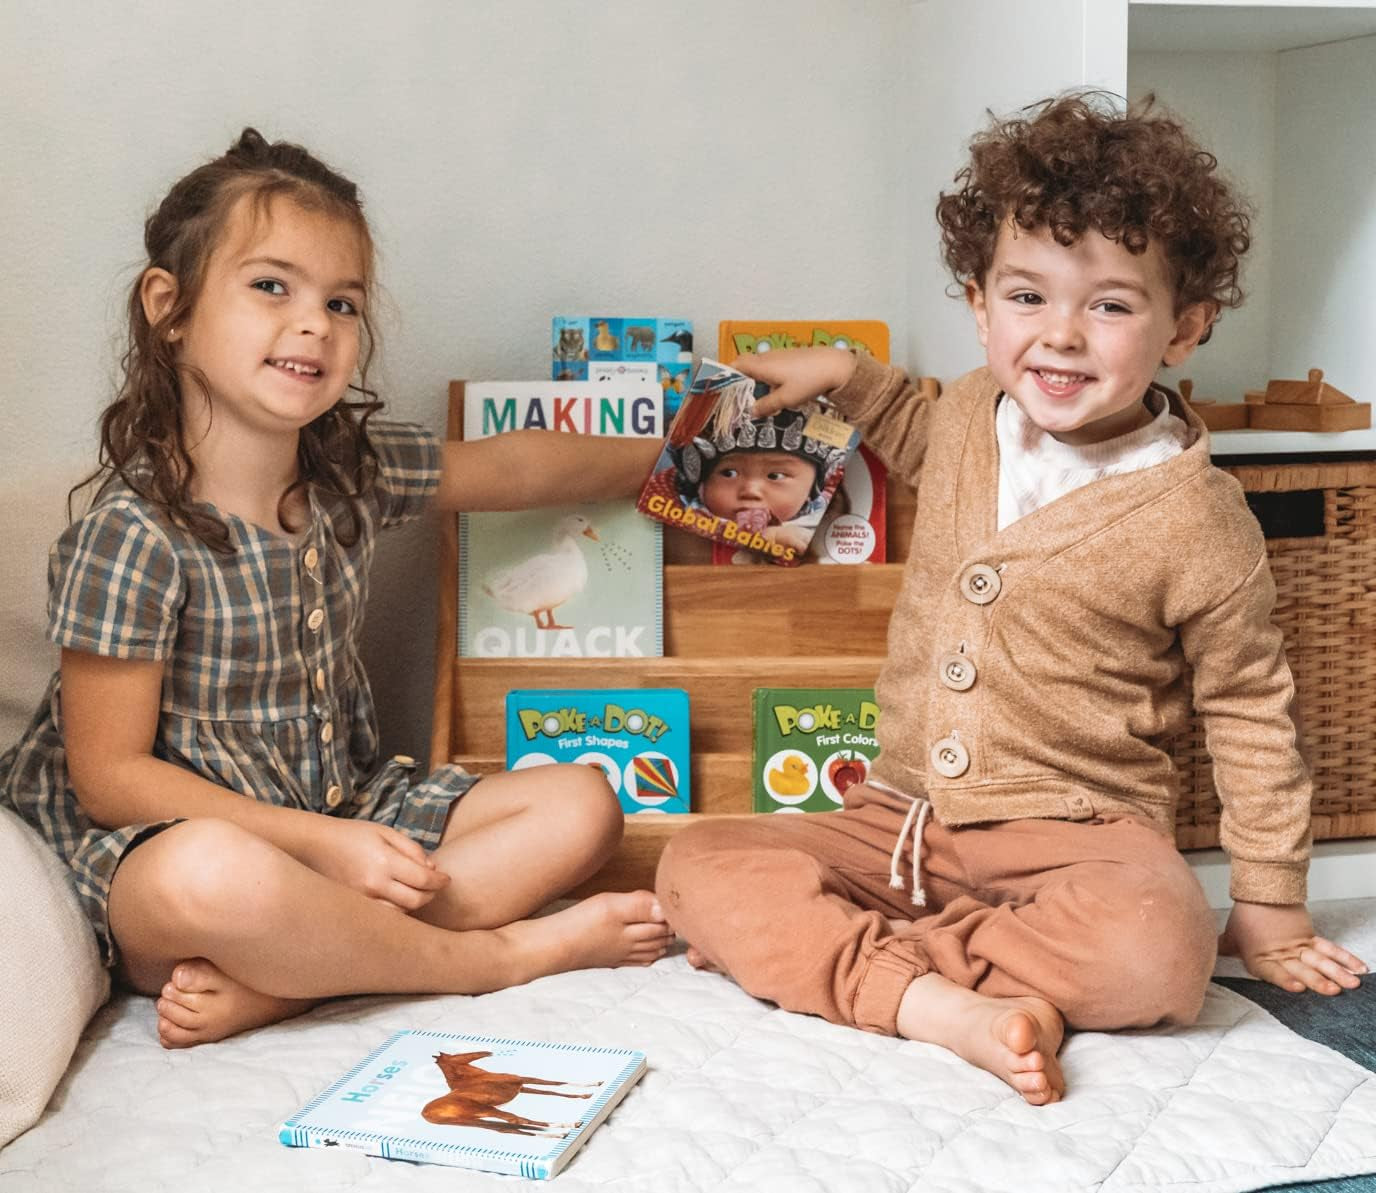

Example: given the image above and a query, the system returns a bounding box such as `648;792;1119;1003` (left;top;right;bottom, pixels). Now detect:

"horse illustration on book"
421;1051;605;1138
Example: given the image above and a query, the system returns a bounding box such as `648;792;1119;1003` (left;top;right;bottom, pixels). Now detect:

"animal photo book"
458;380;664;658
552;315;694;417
278;1029;646;1180
636;358;862;567
716;319;891;566
753;687;879;813
506;687;691;814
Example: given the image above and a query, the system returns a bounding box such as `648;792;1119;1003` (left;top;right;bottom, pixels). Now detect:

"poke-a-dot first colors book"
753;687;879;813
505;688;691;814
458;381;664;658
278;1029;646;1179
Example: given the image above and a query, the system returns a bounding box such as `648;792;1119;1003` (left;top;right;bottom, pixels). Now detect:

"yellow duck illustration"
769;754;812;797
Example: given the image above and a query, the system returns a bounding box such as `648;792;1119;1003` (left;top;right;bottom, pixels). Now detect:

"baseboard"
1188;839;1376;909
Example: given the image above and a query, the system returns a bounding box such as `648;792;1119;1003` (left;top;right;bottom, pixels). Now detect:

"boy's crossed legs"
109;765;672;1047
656;785;1217;1104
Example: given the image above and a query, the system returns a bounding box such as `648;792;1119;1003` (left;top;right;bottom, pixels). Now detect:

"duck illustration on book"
420;1051;603;1139
482;514;599;631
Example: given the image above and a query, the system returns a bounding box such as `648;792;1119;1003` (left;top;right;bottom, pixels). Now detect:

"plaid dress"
0;421;477;966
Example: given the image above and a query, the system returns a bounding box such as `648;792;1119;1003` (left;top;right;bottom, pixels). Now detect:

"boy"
655;93;1367;1105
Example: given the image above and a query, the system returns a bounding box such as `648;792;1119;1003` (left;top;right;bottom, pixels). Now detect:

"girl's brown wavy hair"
72;128;383;551
936;91;1252;344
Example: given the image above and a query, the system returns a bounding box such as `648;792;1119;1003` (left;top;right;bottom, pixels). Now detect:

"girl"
0;129;672;1049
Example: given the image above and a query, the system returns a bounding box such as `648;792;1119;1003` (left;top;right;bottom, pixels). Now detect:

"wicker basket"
1171;460;1376;847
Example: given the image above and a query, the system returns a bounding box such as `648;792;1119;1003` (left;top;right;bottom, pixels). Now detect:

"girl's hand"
302;818;450;912
1219;901;1368;994
736;347;858;418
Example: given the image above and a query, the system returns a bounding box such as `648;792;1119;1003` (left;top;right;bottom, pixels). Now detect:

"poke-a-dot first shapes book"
636;359;861;567
717;320;891;566
552;316;694;417
506;688;690;814
753;687;879;813
278;1029;646;1180
458;381;664;659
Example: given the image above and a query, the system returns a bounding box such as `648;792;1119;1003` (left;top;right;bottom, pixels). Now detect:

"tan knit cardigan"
830;354;1312;905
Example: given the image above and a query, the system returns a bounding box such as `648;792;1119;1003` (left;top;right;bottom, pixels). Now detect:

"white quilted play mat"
4;903;1375;1193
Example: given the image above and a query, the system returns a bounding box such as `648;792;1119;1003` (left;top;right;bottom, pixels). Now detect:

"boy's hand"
1219;901;1368;994
300;818;450;912
736;347;858;417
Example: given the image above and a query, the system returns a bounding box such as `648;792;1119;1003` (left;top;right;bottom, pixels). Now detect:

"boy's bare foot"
501;891;674;981
155;958;316;1049
897;973;1065;1105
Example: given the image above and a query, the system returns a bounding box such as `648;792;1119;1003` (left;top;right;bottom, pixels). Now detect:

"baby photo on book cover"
637;359;860;566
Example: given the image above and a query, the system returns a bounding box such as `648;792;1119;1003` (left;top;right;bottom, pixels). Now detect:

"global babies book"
458;380;663;658
278;1028;646;1179
506;687;691;814
636;359;861;567
753;687;879;813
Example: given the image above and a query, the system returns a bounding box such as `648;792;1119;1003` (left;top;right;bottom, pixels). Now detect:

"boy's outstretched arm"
1219;901;1367;994
435;432;662;512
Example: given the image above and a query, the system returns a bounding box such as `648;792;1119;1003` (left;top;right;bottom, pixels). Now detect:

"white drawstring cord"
887;794;931;907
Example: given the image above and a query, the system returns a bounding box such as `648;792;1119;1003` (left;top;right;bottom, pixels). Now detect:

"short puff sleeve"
48;500;182;660
368;421;442;528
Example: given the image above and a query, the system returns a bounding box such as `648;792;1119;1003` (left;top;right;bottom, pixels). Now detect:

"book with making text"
458;380;663;658
278;1028;646;1179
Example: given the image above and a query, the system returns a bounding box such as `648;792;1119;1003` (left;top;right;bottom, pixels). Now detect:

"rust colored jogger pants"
655;783;1218;1036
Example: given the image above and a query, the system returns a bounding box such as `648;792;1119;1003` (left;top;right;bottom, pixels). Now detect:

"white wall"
1127;51;1278;400
1269;33;1376;399
903;0;1128;379
0;0;912;759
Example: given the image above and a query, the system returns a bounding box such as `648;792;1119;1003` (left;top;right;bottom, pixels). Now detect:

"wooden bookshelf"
429;380;915;895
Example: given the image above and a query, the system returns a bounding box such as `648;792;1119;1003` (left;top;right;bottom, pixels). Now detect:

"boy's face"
701;451;814;524
968;222;1212;445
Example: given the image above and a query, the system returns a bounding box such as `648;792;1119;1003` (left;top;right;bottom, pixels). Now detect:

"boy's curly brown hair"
936;91;1251;343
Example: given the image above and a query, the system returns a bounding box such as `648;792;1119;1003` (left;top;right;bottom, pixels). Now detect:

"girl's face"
175;194;367;439
701;450;814;524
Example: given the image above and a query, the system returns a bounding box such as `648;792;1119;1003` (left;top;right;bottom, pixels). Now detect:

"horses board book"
278;1029;646;1179
753;687;879;813
458;380;664;659
552;315;694;417
636;358;861;567
506;687;691;814
715;319;890;566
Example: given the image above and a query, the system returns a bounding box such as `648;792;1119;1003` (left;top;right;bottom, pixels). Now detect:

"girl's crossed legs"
108;764;671;1047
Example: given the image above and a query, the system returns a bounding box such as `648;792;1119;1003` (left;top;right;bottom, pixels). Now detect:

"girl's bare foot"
500;891;674;980
685;946;721;972
897;973;1066;1105
155;957;316;1049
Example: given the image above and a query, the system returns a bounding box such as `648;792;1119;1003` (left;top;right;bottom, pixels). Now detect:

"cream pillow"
0;805;109;1147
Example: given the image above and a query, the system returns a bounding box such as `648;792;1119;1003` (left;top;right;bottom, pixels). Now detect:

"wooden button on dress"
959;564;1001;605
307;608;325;632
930;735;970;778
320;721;334;745
938;652;976;691
324;784;343;808
303;546;319;571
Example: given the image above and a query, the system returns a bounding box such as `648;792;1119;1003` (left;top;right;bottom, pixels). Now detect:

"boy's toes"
157;1015;201;1049
155;997;200;1030
170;957;219;994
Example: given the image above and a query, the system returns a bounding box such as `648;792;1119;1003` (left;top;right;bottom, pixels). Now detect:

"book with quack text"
458;381;663;658
552;316;694;417
278;1028;646;1179
716;320;890;566
506;688;690;814
752;687;879;813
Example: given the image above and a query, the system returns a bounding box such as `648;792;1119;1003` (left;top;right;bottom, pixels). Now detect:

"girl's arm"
60;648;448;910
433;431;662;512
